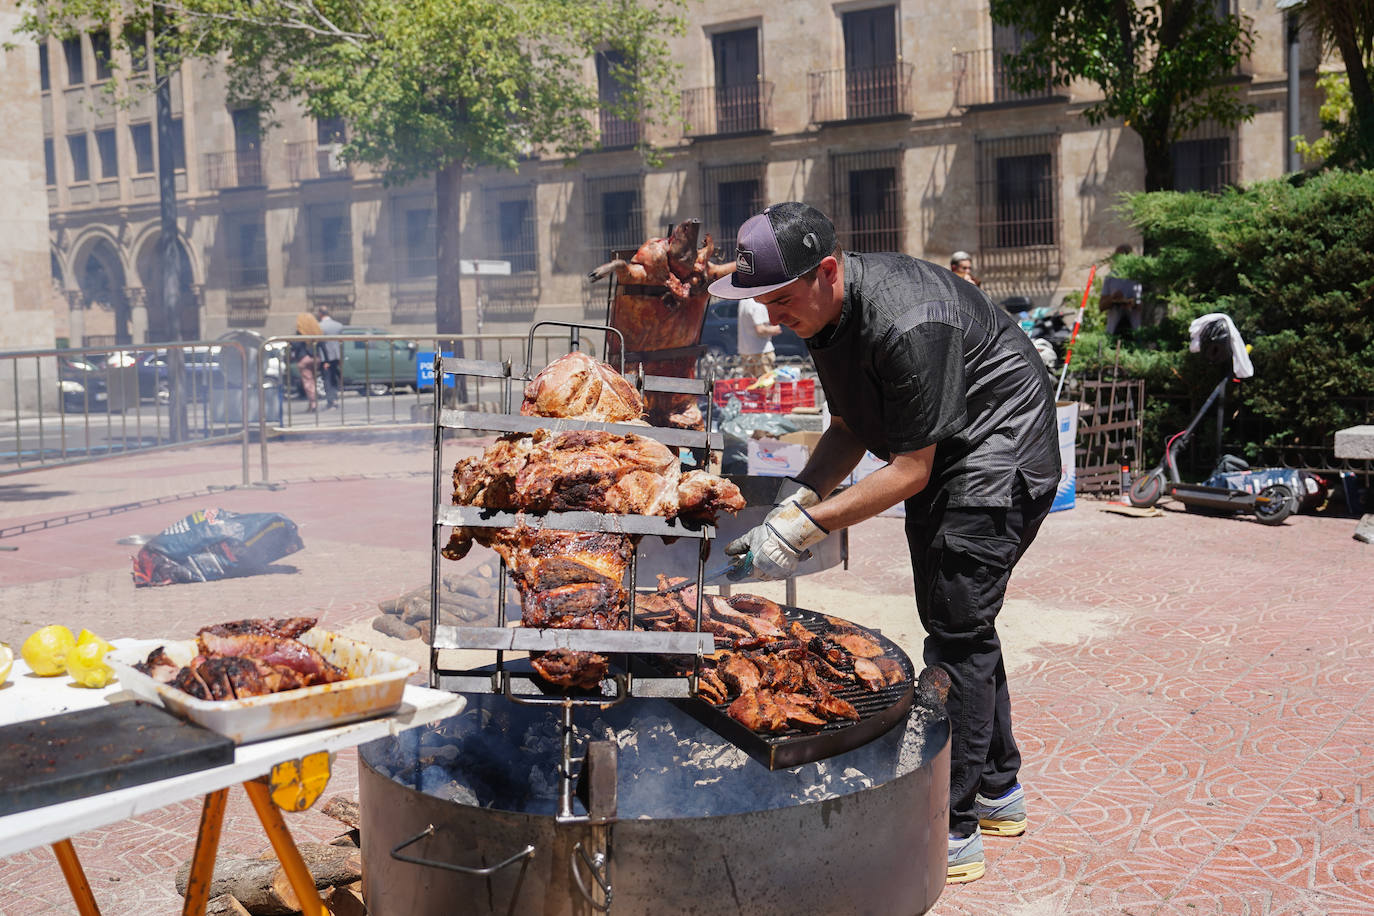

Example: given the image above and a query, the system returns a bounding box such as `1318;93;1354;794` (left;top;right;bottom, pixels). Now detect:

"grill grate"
647;601;916;769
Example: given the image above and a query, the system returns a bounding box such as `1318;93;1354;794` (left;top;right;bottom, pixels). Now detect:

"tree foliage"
989;0;1256;191
1287;0;1374;170
1074;171;1374;463
19;0;688;338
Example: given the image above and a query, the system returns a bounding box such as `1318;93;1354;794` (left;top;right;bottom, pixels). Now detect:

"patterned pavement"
0;437;1371;915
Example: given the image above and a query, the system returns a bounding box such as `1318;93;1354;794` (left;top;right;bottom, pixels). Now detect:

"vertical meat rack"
426;323;723;829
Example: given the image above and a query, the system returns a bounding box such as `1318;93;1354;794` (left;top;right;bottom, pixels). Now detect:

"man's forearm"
808;446;934;532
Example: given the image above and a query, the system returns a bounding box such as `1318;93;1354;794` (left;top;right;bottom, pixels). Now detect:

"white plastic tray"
108;629;420;744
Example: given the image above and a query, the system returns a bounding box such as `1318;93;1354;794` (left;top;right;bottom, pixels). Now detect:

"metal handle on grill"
570;841;613;912
390;824;535;877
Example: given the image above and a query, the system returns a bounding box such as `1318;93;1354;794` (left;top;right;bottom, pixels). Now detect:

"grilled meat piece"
197;630;346;685
707;595;786;639
134;646;181;684
772;692;827;730
788;620;821;643
530;649;608;690
697;668;730;704
725;594;786;629
199;617;318;640
853;657;886;692
521;352;644;423
874;656;907;686
717;652;762;694
813;692;861;722
171;664;212;700
677;471;745;520
836;633;885;658
757;654;805;693
727;689;789;732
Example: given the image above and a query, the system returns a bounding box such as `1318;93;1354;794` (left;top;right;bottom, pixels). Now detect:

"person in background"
708;202;1059;886
315;303;343;409
736;295;781;379
1100;244;1144;337
292;311;321;412
950;250;981;287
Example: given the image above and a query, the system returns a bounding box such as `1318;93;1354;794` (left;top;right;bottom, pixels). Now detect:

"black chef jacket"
806;252;1060;509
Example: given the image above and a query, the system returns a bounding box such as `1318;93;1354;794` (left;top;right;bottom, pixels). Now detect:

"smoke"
363;692;943;820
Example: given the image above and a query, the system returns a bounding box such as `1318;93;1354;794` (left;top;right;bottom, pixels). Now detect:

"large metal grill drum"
358;666;950;915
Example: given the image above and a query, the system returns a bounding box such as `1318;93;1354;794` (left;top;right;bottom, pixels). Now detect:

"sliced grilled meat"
773;692;827;729
836;633;885;658
727;689;789;732
696;668;730;704
717;652;761;694
813;692;861;722
171;664;212;700
874;656;907;686
725;594;786;629
197;631;347;685
853;657;886;692
530;649;608;690
134;646;182;684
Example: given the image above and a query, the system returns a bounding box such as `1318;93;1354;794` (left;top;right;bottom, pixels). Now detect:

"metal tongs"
659;552;754;593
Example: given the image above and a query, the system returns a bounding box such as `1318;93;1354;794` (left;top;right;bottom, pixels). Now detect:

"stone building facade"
36;0;1329;345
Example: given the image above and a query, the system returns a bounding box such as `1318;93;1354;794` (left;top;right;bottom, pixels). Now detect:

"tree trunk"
154;44;188;441
435;160;468;402
1139;127;1174;192
1328;1;1374;164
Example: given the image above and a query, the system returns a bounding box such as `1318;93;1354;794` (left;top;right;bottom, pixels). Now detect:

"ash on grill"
367;685;946;820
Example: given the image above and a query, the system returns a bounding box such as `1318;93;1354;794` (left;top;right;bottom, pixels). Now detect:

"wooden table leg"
51;838;101;916
242;780;325;916
182;788;230;916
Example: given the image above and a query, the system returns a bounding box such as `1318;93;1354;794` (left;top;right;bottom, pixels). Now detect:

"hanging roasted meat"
444;354;743;690
586;218;735;303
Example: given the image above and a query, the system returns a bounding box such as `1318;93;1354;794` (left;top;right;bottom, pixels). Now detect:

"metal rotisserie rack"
357;322;949;915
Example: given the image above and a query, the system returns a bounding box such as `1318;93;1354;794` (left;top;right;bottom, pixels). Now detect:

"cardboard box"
747;436;811;477
1050;400;1078;513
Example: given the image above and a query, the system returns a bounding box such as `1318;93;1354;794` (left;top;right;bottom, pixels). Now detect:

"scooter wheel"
1128;472;1164;508
1254;484;1295;525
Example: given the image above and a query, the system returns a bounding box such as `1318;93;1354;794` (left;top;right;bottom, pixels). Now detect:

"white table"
0;643;465;914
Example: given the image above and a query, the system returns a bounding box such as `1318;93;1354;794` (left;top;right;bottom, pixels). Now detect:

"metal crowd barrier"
256;332;595;481
0;341;251;484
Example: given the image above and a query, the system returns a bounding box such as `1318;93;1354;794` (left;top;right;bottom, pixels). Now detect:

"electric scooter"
1126;317;1295;526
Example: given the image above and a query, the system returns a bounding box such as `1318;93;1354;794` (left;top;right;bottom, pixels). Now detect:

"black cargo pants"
904;483;1054;838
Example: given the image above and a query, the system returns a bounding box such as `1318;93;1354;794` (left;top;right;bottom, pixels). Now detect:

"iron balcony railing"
599;111;641;149
809;62;914;123
286;140;352;181
681;82;774;138
954;49;1059;108
204;149;263;189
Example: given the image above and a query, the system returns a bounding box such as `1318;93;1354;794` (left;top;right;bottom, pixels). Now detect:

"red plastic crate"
712;377;816;413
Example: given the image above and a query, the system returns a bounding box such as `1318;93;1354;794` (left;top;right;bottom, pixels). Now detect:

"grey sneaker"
975;783;1027;836
947;832;986;884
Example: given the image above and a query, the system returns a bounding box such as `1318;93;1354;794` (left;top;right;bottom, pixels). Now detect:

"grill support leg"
181;787;229;916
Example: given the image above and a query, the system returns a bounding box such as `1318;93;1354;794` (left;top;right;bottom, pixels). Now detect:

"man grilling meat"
707;202;1059;886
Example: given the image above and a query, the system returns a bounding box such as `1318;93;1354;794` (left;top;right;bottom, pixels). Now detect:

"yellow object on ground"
746;371;776;391
0;643;12;685
268;751;333;812
65;640;115;688
22;625;76;676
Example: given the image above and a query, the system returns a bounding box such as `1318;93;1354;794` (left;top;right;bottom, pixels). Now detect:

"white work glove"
724;501;829;582
765;477;821;525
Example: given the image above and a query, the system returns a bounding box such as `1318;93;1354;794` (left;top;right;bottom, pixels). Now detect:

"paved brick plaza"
0;434;1370;915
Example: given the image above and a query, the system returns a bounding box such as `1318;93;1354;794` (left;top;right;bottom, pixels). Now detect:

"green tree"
20;0;686;342
1282;0;1374;169
988;0;1256;191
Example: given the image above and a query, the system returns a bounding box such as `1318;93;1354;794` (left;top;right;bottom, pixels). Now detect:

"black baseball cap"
707;202;837;299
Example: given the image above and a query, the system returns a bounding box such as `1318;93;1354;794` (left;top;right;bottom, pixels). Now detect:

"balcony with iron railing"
286;140;352;182
599;111;641;149
204;149;263;189
809;62;914;124
681;82;774;139
954;49;1061;108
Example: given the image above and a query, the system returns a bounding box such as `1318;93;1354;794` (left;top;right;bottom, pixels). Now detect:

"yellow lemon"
0;643;12;685
21;625;76;677
66;640;115;689
76;629;113;654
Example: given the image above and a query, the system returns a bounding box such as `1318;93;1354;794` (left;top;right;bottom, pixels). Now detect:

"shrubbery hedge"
1068;169;1374;465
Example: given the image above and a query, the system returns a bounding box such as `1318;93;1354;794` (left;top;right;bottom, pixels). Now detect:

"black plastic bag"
132;507;304;587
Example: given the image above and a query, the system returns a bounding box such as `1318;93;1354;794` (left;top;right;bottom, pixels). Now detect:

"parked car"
132;348;226;403
697;298;809;377
57;356;109;413
338;328;422;394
